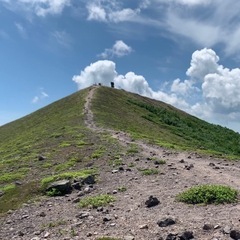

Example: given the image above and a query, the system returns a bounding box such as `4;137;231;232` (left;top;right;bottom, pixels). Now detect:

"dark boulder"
157;218;176;227
230;230;240;240
81;175;95;185
165;233;178;240
46;179;72;195
145;196;160;208
72;182;82;190
179;231;194;240
38;155;46;161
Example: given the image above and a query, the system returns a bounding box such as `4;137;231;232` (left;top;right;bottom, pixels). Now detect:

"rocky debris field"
1;87;240;240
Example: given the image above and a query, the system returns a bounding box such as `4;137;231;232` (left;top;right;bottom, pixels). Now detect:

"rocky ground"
1;86;240;240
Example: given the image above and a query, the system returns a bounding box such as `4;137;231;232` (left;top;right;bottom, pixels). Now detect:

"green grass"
127;143;139;154
79;194;115;208
92;87;240;158
43;220;67;228
139;168;159;175
0;172;26;184
91;147;106;159
0;181;40;214
0;184;16;192
0;87;125;213
155;159;166;165
176;185;238;204
128;162;135;167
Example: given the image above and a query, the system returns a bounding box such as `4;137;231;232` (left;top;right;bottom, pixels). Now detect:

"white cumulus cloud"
72;60;117;90
99;40;133;59
186;48;219;80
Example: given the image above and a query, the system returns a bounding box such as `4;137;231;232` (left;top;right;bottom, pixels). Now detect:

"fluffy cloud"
72;60;117;89
99;40;132;58
171;79;197;95
86;0;142;23
185;48;240;114
174;48;240;126
203;69;240;113
115;72;152;96
186;48;219;80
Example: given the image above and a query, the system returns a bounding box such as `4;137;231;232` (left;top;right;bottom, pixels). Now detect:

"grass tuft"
139;168;159;175
79;194;115;208
176;184;238;204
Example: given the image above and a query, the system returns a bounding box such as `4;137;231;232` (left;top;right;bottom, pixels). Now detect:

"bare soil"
1;86;240;240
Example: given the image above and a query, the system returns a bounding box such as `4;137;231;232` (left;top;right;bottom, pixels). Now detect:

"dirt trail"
1;86;240;240
85;86;240;190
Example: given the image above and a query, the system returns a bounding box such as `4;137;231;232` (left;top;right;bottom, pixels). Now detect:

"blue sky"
1;0;240;133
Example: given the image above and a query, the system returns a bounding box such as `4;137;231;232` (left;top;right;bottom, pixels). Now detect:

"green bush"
176;185;238;204
46;188;62;197
139;168;159;175
79;194;115;208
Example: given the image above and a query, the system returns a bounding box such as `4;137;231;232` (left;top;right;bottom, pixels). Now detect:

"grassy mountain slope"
1;86;240;214
0;87;122;214
92;87;240;157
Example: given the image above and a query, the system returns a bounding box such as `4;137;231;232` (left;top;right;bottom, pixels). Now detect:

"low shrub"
176;184;238;204
79;194;115;208
139;168;159;175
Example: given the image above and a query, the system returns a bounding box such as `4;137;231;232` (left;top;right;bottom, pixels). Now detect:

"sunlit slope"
92;87;240;157
0;88;117;213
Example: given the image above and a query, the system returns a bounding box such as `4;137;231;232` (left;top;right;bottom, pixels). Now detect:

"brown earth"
1;86;240;240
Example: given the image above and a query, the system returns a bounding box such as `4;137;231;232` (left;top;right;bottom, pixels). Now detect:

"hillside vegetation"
92;87;240;157
0;88;122;214
0;86;240;214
